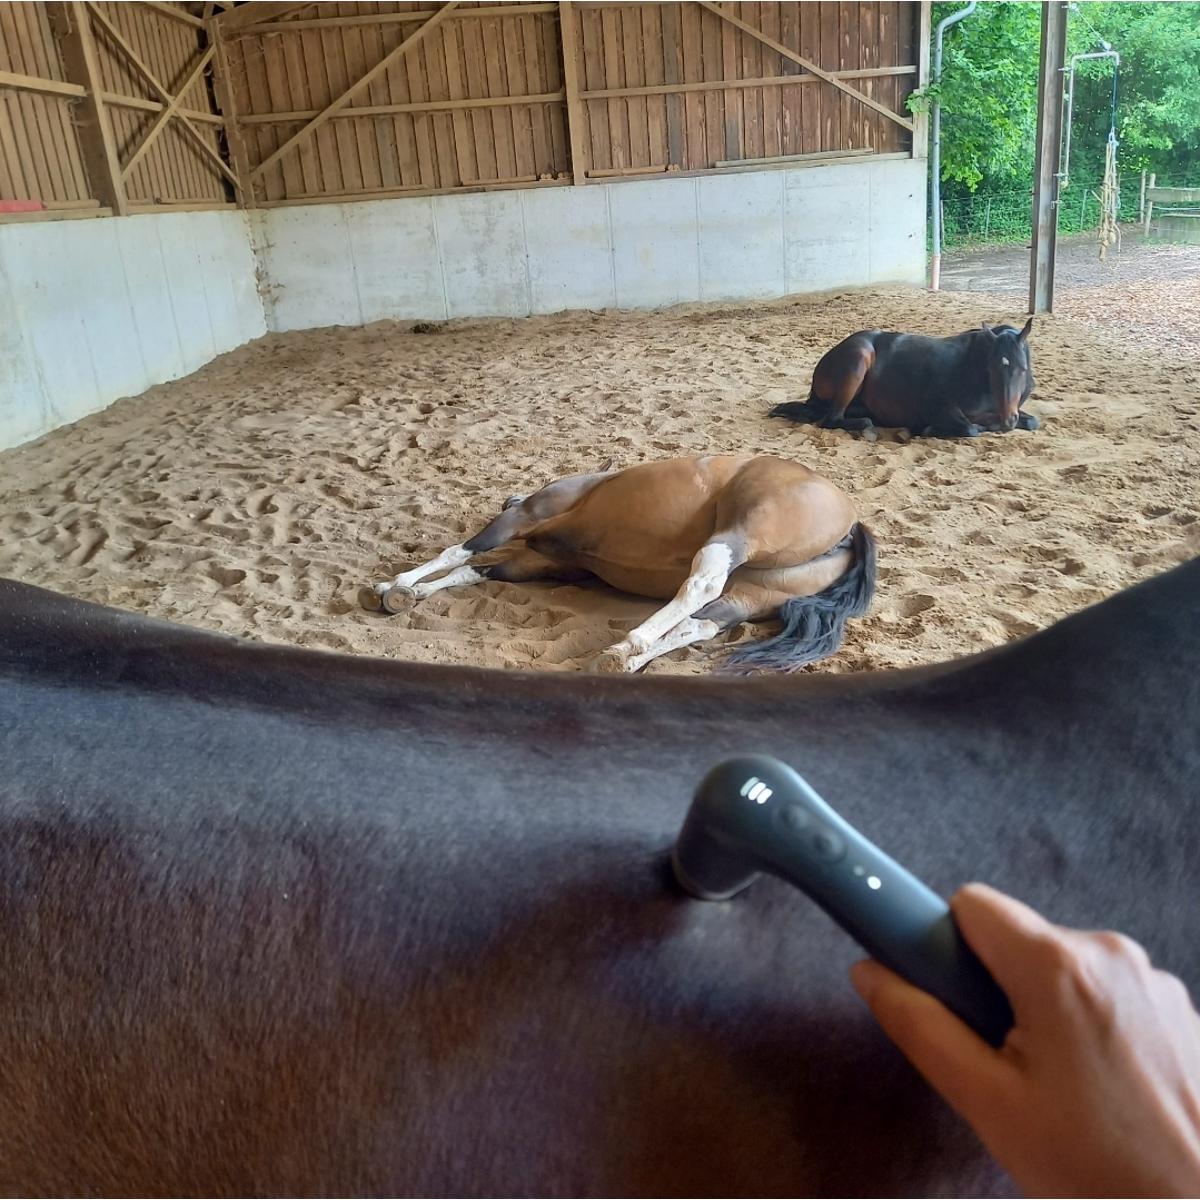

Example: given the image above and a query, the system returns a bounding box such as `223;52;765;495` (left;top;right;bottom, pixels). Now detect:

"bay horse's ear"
1018;316;1033;342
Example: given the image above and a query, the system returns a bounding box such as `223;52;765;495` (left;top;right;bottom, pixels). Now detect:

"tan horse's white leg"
407;564;487;599
612;542;739;658
596;616;724;674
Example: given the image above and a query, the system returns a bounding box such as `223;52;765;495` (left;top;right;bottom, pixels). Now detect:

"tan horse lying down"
361;455;876;674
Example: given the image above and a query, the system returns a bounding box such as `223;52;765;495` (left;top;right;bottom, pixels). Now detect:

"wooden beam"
233;3;555;34
101;91;224;124
696;0;913;133
1029;0;1068;314
143;1;204;29
238;91;566;124
121;46;215;181
248;2;460;182
0;206;113;223
912;0;931;158
216;3;315;32
581;65;915;101
207;15;256;206
85;1;240;190
0;69;87;98
559;1;589;185
715;146;874;169
47;2;129;215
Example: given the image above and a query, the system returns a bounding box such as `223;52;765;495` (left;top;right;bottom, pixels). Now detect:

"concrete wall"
256;156;926;332
0;210;265;451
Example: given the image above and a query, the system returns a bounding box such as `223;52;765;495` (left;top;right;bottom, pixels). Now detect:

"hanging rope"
1099;130;1120;260
1098;56;1120;260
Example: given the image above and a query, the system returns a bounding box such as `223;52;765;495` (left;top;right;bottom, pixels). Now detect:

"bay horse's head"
981;318;1033;430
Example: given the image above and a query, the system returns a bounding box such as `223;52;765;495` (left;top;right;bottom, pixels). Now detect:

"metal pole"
1029;1;1069;314
930;0;976;290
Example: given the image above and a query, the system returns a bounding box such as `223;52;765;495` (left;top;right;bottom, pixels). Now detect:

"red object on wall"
0;200;47;213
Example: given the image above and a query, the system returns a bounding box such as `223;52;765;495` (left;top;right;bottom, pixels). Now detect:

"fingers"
851;959;1012;1125
950;883;1061;1020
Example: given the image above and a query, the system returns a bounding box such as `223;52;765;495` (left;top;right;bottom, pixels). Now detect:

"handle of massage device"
672;754;1014;1048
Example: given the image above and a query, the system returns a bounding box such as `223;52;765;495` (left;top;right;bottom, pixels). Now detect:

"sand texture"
1;286;1197;675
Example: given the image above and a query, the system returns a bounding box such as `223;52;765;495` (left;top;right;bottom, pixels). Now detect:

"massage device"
672;754;1014;1047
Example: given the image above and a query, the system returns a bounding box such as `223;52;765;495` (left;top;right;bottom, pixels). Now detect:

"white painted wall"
0;210;265;451
255;156;926;332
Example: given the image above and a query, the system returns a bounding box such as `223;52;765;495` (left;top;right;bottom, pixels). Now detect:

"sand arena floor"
1;285;1197;675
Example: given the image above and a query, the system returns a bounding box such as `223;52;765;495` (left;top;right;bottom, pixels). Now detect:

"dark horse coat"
0;558;1197;1196
773;319;1037;438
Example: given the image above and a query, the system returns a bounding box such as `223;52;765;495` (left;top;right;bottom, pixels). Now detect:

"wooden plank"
540;7;567;173
859;3;877;154
660;2;683;167
86;1;240;188
799;1;819;153
715;145;873;168
819;1;839;149
208;15;256;205
698;4;722;165
319;15;365;194
0;69;86;98
101;90;224;123
479;11;516;180
217;3;315;34
424;9;457;187
640;6;667;167
0;205;113;222
600;6;627;168
679;2;704;168
121;45;215;181
779;0;801;156
699;0;913;133
254;174;569;207
6;5;69;202
719;0;740;161
233;5;556;35
440;19;476;185
760;3;781;158
503;14;534;181
912;0;930;157
47;1;128;212
249;3;459;182
458;10;494;184
362;13;403;189
877;1;894;153
144;2;204;30
738;2;761;163
558;2;589;181
838;1;858;148
253;5;301;200
519;12;551;176
32;4;91;200
620;3;648;170
0;6;56;203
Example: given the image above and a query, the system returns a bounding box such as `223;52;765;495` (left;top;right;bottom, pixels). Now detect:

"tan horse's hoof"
358;584;385;612
590;647;633;674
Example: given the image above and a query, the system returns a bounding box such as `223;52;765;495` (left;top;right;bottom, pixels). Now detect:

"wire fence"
939;175;1142;249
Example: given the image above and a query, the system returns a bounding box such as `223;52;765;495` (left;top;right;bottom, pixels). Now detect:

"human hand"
851;883;1200;1197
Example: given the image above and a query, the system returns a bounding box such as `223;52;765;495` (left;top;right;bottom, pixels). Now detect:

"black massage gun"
672;754;1014;1047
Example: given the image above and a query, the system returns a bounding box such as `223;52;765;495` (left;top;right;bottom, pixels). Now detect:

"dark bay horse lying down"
772;319;1037;438
2;560;1198;1196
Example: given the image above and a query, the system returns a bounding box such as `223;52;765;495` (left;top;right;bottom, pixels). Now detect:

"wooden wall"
1;1;923;218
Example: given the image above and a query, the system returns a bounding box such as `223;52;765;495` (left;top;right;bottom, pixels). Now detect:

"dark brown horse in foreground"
772;319;1037;438
361;455;876;674
1;558;1198;1196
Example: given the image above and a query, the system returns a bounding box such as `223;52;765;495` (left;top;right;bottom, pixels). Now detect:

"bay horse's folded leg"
609;540;744;659
594;616;724;674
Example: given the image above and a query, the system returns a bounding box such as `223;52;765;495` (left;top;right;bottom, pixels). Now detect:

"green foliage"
931;1;1200;205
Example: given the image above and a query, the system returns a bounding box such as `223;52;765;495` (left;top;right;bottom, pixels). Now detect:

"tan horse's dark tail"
721;523;877;674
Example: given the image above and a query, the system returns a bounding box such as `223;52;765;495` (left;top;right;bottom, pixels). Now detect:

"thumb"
851;959;1013;1124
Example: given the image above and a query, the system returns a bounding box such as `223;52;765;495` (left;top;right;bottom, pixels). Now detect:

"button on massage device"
672;755;1014;1047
